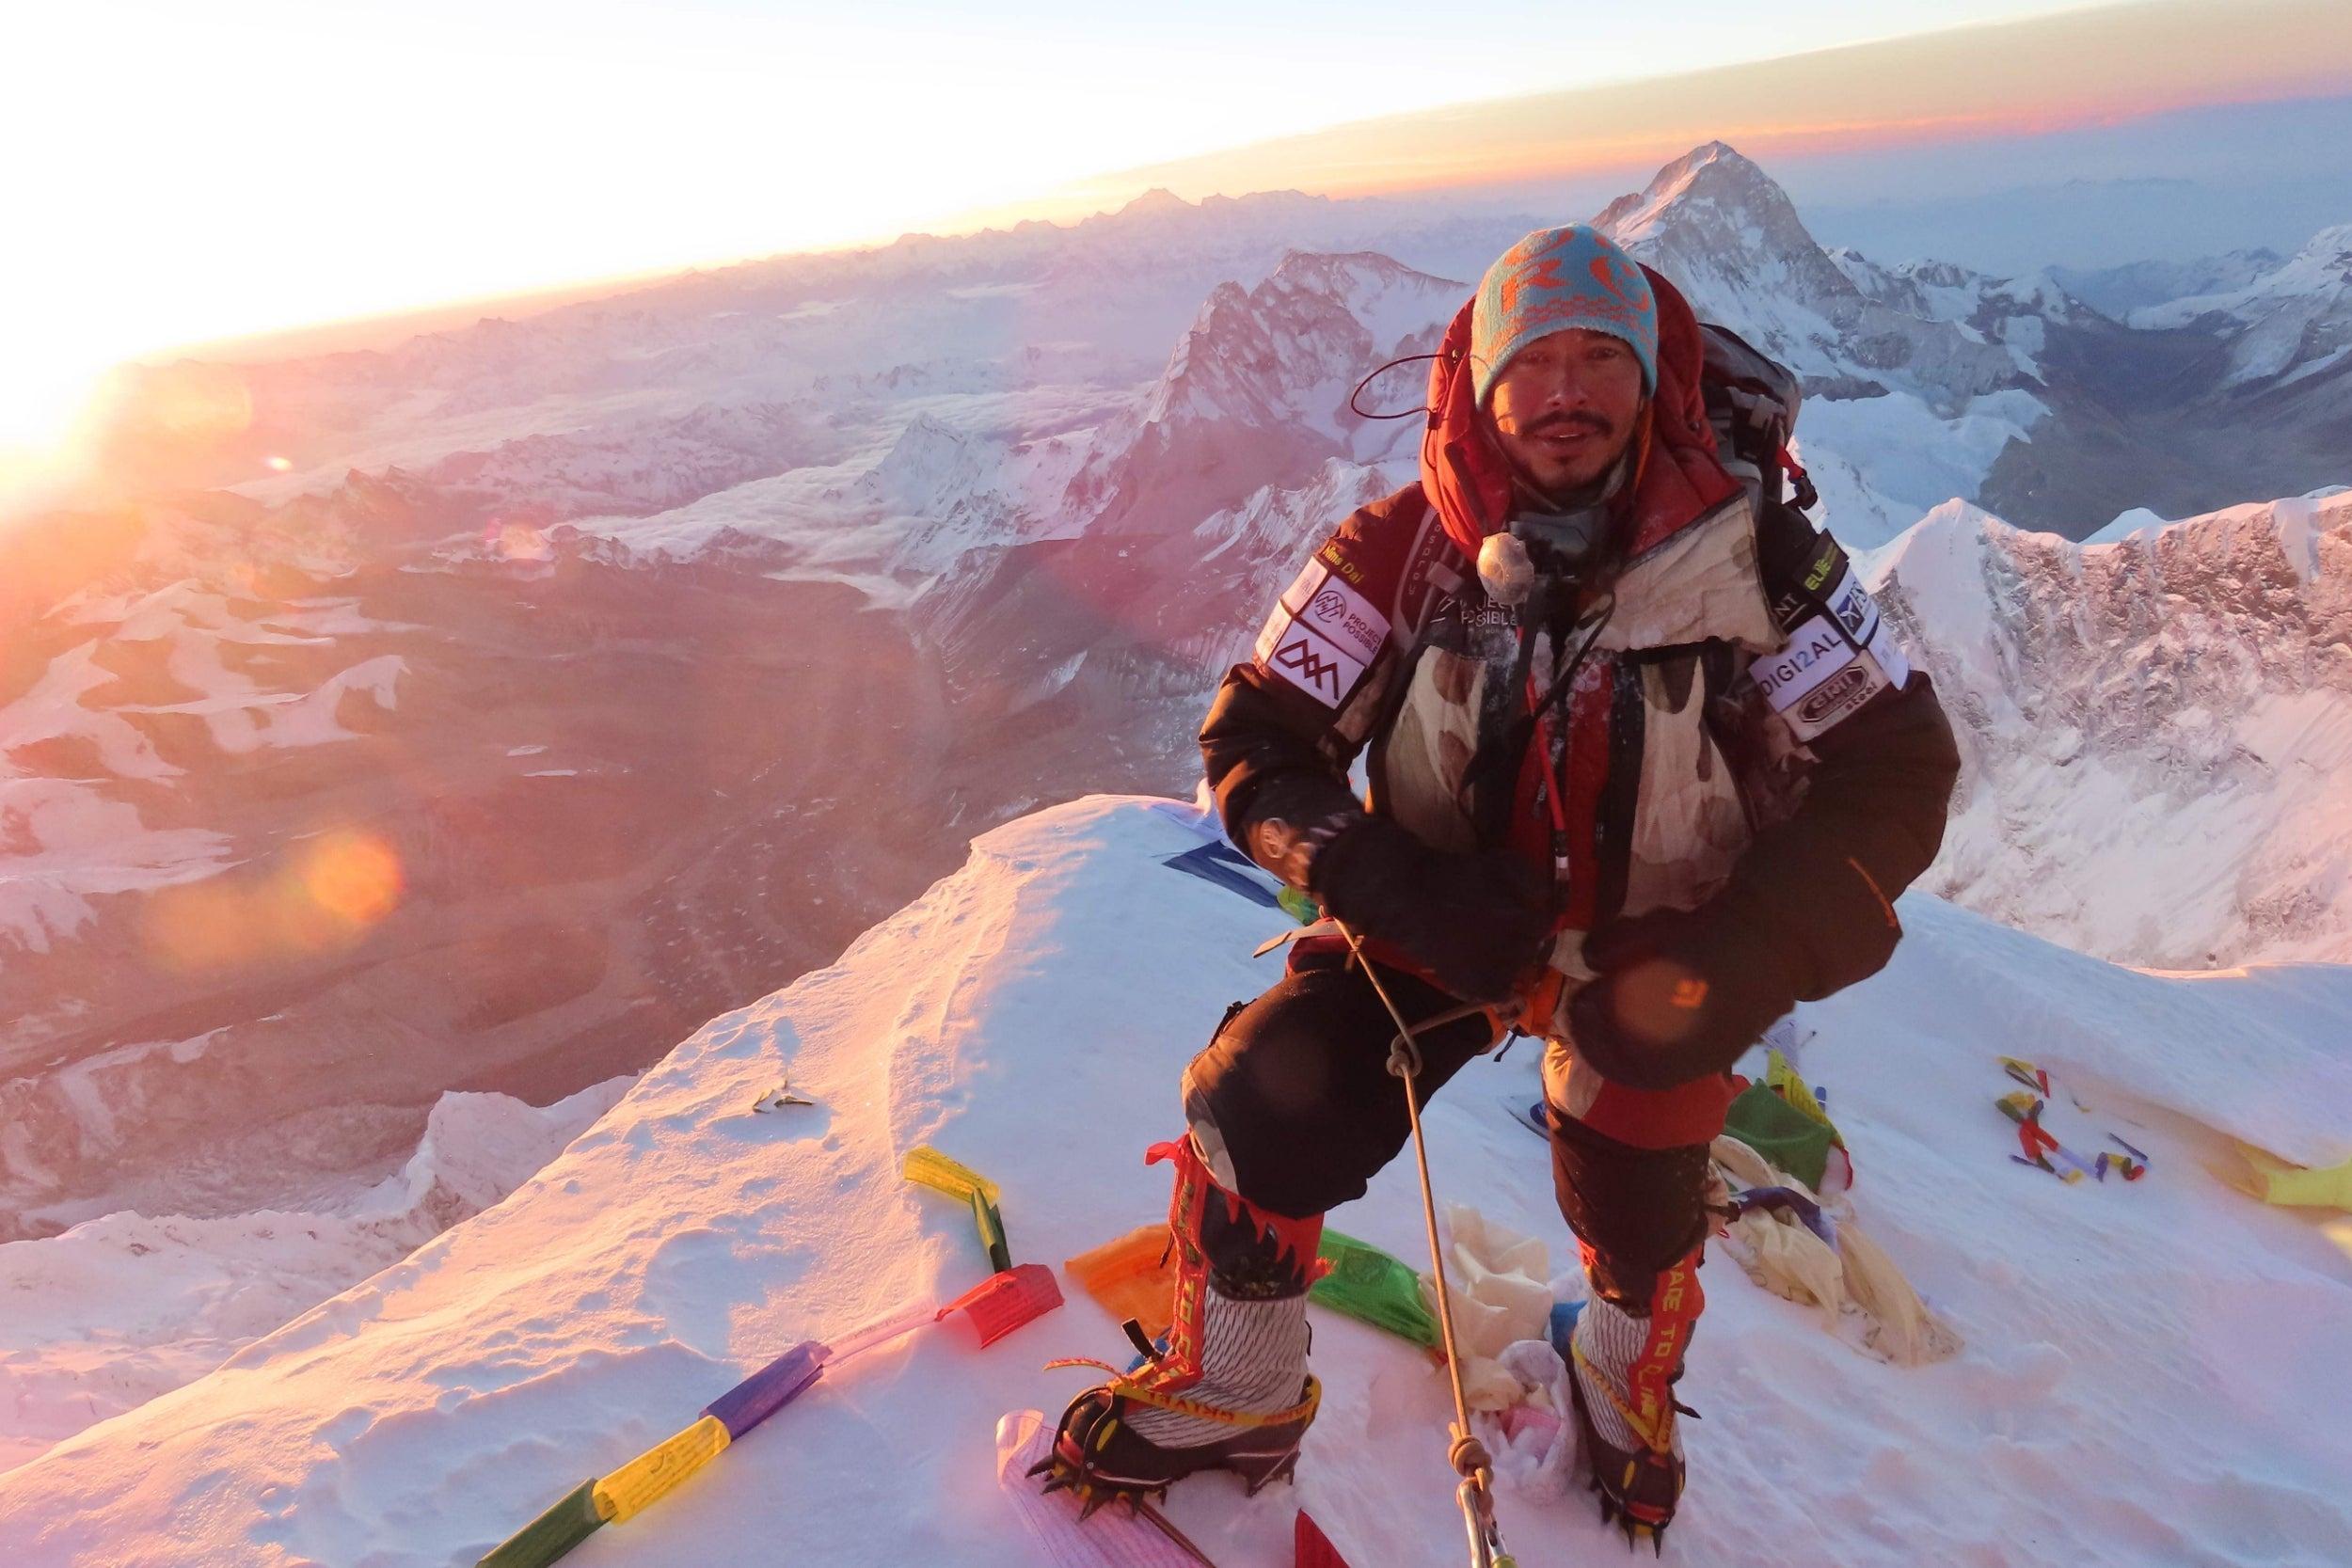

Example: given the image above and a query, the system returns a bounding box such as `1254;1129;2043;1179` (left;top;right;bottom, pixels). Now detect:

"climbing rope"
1333;920;1518;1568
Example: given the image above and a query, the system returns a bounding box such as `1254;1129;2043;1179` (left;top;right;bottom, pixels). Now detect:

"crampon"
1568;1347;1693;1555
1029;1355;1318;1512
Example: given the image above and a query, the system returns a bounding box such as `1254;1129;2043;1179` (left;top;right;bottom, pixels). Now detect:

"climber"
1037;224;1961;1547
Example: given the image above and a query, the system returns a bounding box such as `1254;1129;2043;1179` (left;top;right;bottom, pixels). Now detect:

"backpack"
1696;323;1818;514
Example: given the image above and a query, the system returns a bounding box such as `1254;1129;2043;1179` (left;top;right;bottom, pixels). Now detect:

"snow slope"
0;1076;629;1475
1876;488;2352;968
4;797;2346;1566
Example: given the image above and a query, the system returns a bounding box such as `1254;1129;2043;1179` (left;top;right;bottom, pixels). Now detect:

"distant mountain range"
4;140;2345;1239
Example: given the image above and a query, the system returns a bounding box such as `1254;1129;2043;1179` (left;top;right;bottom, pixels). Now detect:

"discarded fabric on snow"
1160;839;1285;910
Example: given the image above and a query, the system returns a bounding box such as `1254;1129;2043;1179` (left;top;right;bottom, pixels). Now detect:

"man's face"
1486;327;1645;497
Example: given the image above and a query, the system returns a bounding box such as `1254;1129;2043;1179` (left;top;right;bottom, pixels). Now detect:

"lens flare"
142;829;405;972
300;832;405;927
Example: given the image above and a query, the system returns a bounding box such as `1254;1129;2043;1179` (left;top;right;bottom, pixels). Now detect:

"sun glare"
143;830;405;972
0;0;2339;517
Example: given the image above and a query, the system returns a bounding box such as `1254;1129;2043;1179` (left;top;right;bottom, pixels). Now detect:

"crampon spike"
1242;1449;1299;1497
1000;1410;1214;1566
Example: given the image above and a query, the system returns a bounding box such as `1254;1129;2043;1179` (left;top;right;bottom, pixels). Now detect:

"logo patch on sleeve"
1754;612;1895;739
1251;561;1387;708
1257;616;1366;706
1295;572;1388;664
1823;561;1913;689
1752;615;1859;713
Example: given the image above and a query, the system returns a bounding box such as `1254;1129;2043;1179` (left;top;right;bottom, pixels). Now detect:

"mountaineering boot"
1034;1135;1322;1512
1567;1249;1705;1552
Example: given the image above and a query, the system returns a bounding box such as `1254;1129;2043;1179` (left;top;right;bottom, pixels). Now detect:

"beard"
1500;414;1633;507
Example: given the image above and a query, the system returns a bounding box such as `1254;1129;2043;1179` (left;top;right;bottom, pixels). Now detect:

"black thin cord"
1348;353;1442;420
1528;594;1616;722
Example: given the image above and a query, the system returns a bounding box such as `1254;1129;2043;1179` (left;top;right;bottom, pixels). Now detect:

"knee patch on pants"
1180;963;1494;1220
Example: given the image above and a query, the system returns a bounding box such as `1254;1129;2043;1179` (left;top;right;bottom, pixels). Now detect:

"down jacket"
1199;270;1961;1138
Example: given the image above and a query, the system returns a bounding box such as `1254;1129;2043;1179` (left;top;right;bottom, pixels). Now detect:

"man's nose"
1538;364;1592;407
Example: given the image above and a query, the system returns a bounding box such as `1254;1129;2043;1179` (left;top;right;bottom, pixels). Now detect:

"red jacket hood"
1419;265;1738;566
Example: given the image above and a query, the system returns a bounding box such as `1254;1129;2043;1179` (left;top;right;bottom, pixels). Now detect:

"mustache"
1523;409;1613;438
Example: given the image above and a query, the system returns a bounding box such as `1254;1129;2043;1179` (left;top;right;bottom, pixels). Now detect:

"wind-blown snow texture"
0;1076;629;1474
4;799;2346;1566
1881;489;2352;970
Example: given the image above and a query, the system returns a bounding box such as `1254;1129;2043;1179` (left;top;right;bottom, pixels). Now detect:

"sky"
1;0;2095;476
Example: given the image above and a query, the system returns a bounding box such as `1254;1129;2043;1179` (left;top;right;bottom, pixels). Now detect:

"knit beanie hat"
1470;225;1659;406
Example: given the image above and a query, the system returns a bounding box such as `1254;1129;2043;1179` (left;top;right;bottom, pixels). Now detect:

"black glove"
1309;815;1552;1005
1566;902;1794;1091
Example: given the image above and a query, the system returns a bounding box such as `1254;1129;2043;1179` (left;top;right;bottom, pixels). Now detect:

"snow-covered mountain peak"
858;414;1009;517
1073;248;1462;534
1594;140;1827;275
1118;186;1191;218
1872;487;2352;968
1147;248;1464;431
2132;222;2352;388
1592;143;2025;412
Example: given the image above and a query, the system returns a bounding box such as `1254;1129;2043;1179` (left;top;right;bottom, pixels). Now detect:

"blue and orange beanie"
1470;225;1659;405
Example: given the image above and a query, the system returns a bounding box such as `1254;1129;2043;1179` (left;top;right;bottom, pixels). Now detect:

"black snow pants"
1180;944;1714;1312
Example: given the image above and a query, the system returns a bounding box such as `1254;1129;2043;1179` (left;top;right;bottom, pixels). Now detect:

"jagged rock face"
1078;250;1460;536
1879;491;2352;968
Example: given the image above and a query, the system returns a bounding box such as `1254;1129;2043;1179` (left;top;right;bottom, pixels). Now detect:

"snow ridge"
3;799;2347;1566
0;1076;628;1475
1876;488;2352;968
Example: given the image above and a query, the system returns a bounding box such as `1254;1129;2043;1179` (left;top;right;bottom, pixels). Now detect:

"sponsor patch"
1795;664;1877;726
1256;616;1365;706
1864;612;1911;688
1825;566;1881;648
1802;534;1841;592
1753;609;1897;740
1788;657;1890;737
1751;614;1859;713
1294;571;1389;665
1252;560;1388;708
1820;557;1915;689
